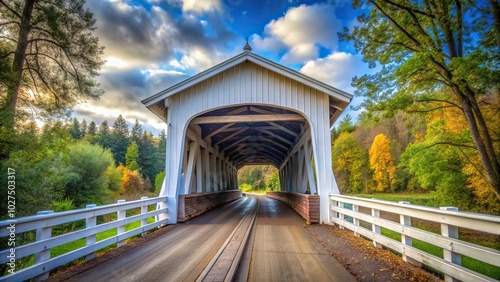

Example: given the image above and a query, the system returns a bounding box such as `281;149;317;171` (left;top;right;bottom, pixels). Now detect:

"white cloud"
171;0;222;13
179;47;233;72
251;34;285;52
300;52;367;93
300;52;375;128
252;3;342;64
143;69;187;76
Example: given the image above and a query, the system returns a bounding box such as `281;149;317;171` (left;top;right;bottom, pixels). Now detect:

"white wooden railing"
0;196;168;282
329;194;500;282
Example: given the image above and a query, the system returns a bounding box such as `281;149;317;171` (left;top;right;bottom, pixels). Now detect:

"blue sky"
77;0;371;134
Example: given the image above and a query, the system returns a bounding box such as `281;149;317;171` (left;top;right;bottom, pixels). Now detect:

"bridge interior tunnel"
179;103;337;195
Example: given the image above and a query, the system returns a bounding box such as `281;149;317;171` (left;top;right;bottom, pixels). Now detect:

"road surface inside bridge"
61;195;354;282
65;196;255;282
243;196;355;282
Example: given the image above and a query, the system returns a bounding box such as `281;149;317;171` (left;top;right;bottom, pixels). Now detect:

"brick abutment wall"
177;190;242;222
266;191;319;223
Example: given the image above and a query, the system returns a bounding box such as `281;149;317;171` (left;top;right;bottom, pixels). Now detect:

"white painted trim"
142;52;352;108
190;114;305;124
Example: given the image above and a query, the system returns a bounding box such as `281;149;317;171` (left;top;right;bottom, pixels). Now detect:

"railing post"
331;198;338;220
339;201;345;230
141;196;148;236
117;200;126;247
85;204;97;261
399;201;421;266
352;204;360;237
34;210;53;282
440;206;461;282
371;202;382;248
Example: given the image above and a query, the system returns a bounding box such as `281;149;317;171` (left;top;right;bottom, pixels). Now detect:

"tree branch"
424;142;477;150
1;51;15;59
458;147;490;186
0;35;18;43
382;0;439;50
0;20;19;26
28;38;83;86
415;98;462;109
372;39;419;52
380;0;435;18
408;105;457;113
0;0;22;19
369;0;422;48
25;52;77;78
24;59;41;95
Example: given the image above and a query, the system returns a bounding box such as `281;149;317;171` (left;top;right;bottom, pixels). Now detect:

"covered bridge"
142;48;352;223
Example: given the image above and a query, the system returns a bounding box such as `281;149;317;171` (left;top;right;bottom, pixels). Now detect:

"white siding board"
262;68;269;102
162;62;339;223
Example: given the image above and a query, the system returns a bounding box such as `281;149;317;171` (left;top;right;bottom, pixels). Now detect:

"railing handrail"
330;194;500;233
329;194;500;282
0;196;166;226
0;196;168;282
0;196;167;236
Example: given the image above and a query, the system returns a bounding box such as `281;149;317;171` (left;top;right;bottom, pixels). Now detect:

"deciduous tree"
369;133;396;192
343;0;500;198
332;132;369;193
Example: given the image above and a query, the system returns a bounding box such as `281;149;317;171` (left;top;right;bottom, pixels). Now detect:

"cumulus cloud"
300;52;374;127
77;0;240;133
73;68;187;134
180;0;222;13
300;52;367;93
252;3;342;64
87;0;237;71
88;1;177;70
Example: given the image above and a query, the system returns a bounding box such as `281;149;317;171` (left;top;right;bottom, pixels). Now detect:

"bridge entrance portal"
142;50;352;224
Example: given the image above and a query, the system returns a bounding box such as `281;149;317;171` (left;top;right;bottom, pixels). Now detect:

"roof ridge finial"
243;37;252;52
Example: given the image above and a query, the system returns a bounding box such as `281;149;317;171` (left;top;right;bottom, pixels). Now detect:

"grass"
239;183;277;195
51;217;156;258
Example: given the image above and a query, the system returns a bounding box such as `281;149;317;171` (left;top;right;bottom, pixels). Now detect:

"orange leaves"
117;164;145;195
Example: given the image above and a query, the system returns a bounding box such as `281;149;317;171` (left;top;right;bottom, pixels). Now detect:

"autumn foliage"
369;134;396;192
117;165;145;196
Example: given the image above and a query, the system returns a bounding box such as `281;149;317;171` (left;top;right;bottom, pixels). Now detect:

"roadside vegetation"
238;165;280;194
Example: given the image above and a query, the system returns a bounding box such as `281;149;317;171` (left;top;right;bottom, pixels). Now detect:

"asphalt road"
66;196;254;282
247;196;356;282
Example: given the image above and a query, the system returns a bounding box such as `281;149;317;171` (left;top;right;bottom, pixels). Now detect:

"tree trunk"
454;87;500;199
1;0;34;130
0;0;34;160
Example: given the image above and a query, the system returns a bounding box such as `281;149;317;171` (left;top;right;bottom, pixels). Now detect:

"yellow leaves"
117;164;144;195
369;134;396;192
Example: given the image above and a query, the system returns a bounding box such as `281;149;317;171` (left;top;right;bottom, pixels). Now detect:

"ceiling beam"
260;137;289;151
232;147;285;161
233;152;281;165
261;129;293;146
221;136;250;153
267;122;299;137
214;127;248;146
204;122;236;139
191;114;305;124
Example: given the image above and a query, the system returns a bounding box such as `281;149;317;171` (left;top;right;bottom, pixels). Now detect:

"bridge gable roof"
141;51;353;111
